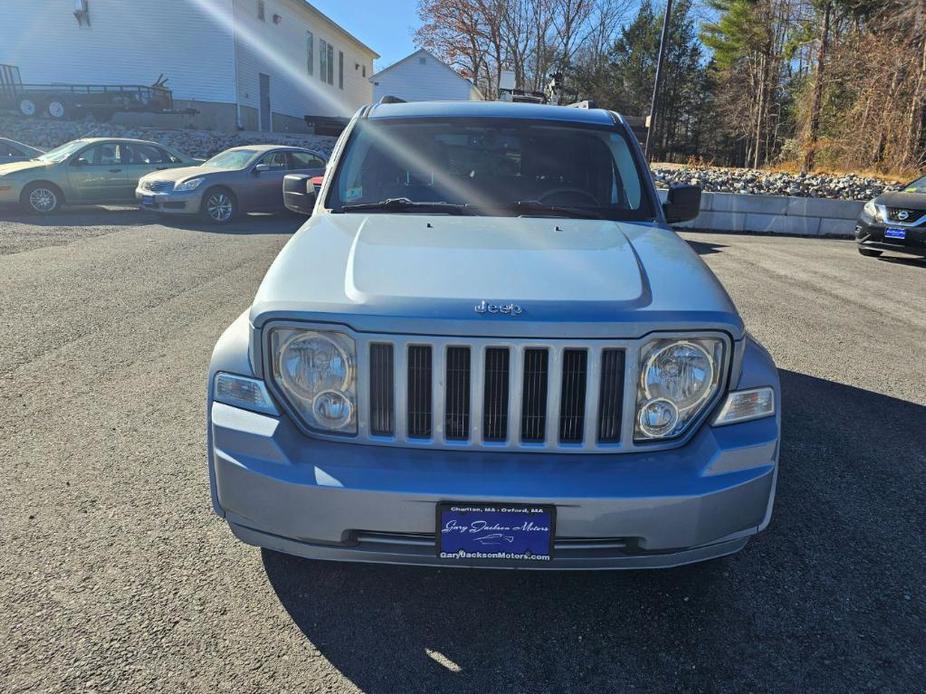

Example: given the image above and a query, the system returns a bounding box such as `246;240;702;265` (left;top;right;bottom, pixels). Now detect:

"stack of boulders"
0;115;337;159
651;165;902;201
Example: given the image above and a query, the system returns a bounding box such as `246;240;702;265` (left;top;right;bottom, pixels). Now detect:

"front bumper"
135;187;202;215
209;400;779;570
856;219;926;257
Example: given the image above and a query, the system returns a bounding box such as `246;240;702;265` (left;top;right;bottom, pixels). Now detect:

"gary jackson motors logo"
475;300;524;316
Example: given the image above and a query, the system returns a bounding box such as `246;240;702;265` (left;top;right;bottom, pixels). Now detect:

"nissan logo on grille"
897;209;910;221
475;300;524;316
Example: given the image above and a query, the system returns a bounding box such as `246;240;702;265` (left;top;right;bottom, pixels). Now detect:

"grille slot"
369;343;394;436
597;349;625;443
521;348;549;442
445;347;471;440
483;348;510;441
559;349;588;443
407;345;432;439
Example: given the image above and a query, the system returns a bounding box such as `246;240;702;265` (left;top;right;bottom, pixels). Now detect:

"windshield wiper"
511;200;604;220
338;197;474;215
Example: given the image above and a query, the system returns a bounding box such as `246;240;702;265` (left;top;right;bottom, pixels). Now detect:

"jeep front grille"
361;337;630;451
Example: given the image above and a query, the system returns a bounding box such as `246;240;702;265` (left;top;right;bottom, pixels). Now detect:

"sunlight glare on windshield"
189;0;498;213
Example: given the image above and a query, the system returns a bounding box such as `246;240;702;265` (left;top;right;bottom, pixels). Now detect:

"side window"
157;147;181;164
0;142;18;157
289;151;325;169
125;144;166;164
78;143;122;166
259;151;288;170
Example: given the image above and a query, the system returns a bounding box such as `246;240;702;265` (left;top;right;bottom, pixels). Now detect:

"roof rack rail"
378;95;406;104
567;100;597;110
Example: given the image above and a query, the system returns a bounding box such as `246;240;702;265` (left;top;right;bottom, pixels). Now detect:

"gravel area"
0;115;337;159
652;165;903;200
0;210;923;692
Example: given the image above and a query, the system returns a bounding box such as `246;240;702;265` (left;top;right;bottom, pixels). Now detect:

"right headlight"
269;328;357;434
175;177;204;192
635;337;724;441
862;200;885;223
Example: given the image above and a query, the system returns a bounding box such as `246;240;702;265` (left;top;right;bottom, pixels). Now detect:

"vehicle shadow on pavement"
877;255;926;268
155;212;306;235
0;206;152;227
262;371;925;693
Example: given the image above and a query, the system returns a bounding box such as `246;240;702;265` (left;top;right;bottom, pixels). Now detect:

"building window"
257;0;265;21
306;31;314;75
319;39;328;83
327;44;334;84
338;51;344;89
362;64;367;78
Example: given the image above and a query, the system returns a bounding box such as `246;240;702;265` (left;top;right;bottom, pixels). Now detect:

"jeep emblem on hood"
475;300;524;316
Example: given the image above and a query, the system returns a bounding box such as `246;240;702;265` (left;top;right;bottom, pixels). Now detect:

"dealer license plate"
437;502;555;562
885;227;906;240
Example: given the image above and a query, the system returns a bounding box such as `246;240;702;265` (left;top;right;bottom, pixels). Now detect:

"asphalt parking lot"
1;208;923;693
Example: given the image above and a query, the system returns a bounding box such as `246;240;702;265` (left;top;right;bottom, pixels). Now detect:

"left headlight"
175;177;204;192
635;337;724;441
269;328;357;434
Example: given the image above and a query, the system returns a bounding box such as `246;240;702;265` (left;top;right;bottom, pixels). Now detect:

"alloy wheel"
29;187;57;213
206;192;233;222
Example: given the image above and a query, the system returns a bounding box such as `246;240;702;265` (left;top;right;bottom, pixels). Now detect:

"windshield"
327;118;654;220
37;140;88;163
202;149;257;169
902;176;926;194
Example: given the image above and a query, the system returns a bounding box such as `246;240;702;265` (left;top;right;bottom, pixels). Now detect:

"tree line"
415;0;926;174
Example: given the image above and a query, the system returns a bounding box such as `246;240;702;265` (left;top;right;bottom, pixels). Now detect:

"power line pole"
644;0;674;160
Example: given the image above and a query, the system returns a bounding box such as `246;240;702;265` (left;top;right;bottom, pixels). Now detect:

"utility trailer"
0;64;173;121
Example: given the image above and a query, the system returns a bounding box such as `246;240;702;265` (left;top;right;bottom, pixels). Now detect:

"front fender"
207;310;254;517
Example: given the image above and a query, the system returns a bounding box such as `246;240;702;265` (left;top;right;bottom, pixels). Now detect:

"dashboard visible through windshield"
327;118;655;220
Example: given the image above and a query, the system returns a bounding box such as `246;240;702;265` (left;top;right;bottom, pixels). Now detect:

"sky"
309;0;422;71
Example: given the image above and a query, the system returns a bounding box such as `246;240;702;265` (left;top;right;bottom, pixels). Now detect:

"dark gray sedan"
135;144;327;223
0;137;44;164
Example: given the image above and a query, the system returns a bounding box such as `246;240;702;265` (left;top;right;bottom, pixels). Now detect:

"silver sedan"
136;144;327;223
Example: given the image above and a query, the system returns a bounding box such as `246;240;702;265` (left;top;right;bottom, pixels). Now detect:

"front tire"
200;187;237;224
21;182;63;215
858;247;882;258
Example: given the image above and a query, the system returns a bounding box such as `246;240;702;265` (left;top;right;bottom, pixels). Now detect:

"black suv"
856;175;926;259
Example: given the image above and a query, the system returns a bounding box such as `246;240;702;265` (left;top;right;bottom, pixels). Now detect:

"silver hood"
250;213;743;339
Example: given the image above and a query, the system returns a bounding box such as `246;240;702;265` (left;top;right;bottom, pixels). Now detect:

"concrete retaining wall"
657;190;864;237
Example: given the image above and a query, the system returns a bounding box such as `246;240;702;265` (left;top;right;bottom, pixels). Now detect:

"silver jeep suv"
206;100;780;570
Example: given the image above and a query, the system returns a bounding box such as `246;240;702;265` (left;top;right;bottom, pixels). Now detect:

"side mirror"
253;163;270;175
663;185;701;224
72;157;89;167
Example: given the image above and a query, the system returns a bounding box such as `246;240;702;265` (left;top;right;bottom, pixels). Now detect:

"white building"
371;49;483;103
0;0;379;133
